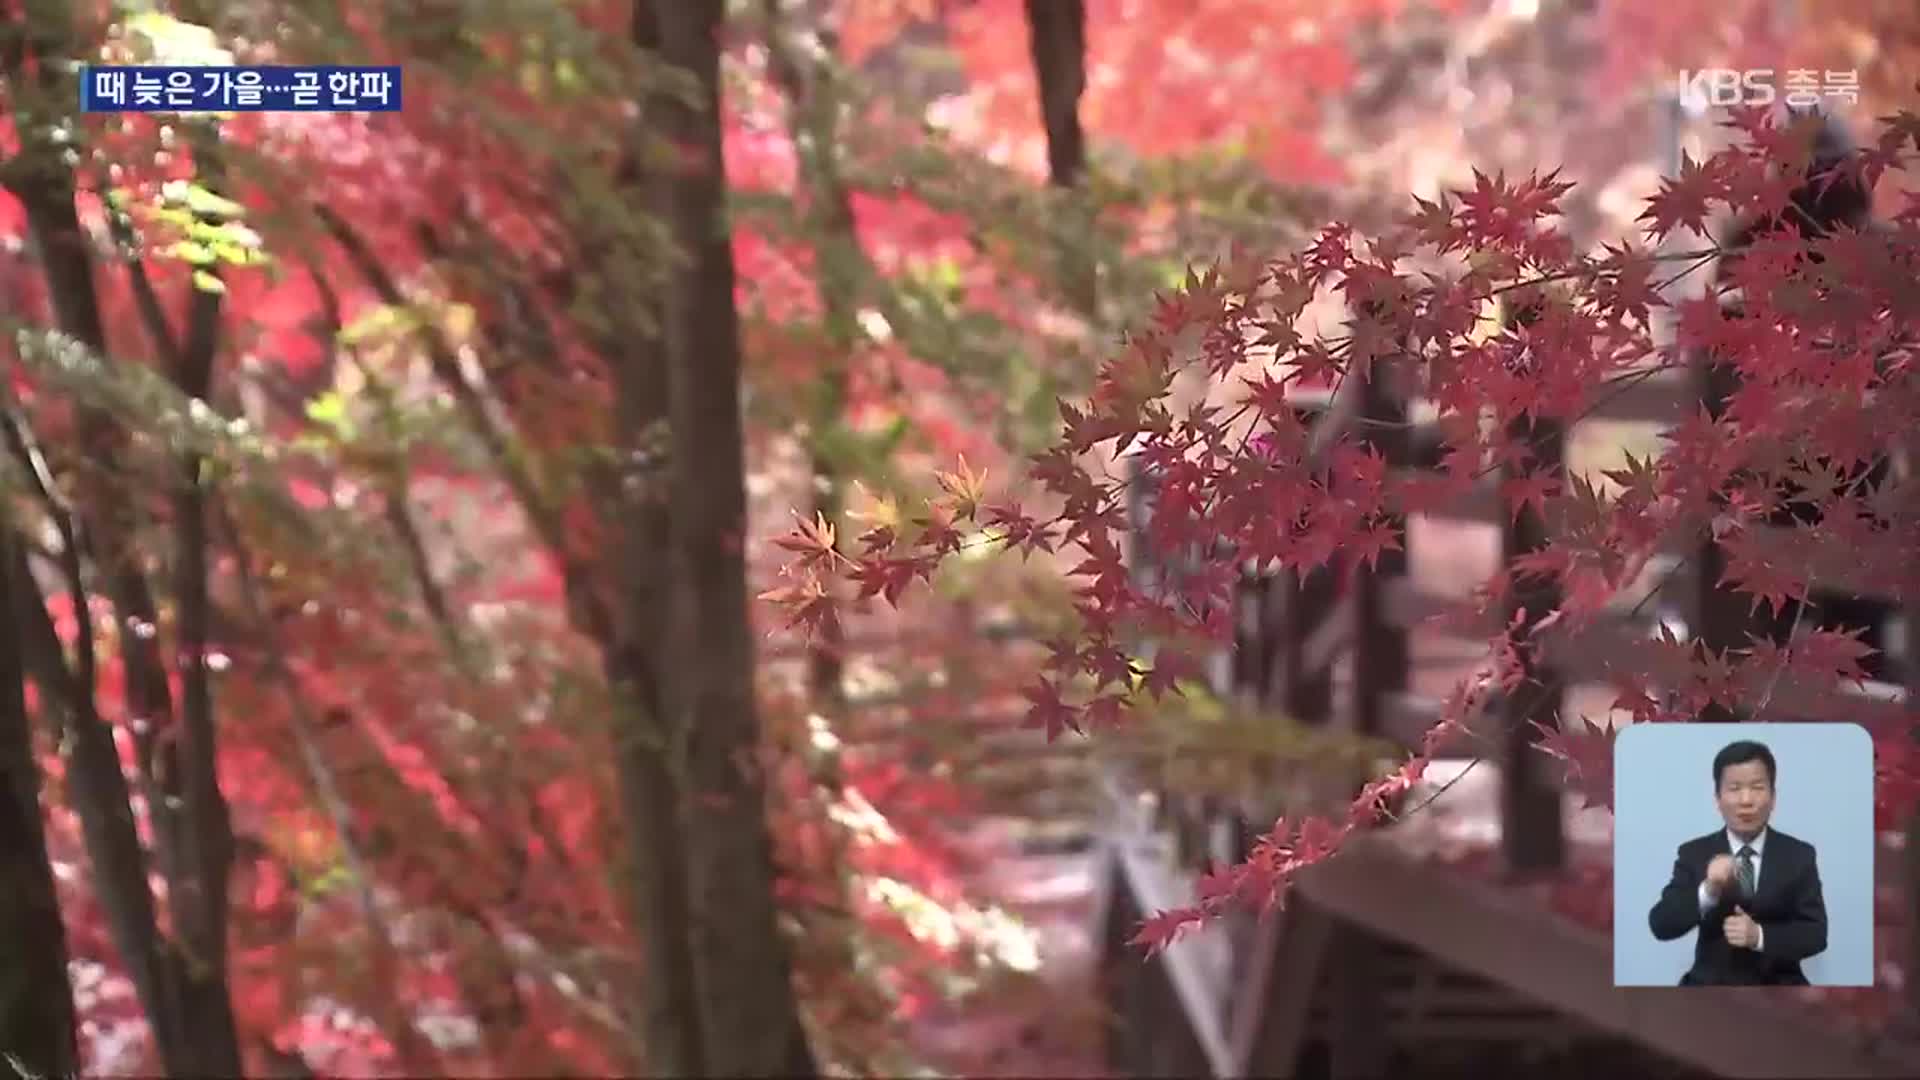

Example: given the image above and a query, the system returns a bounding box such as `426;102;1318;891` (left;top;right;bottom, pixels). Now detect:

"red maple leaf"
1787;628;1878;688
934;453;987;519
1638;151;1723;241
1399;191;1457;251
1128;907;1203;956
757;577;839;640
1058;399;1106;454
912;503;966;556
1082;693;1133;731
1139;647;1199;701
850;554;934;607
1347;517;1403;572
1715;528;1811;618
1500;468;1559;522
1535;716;1618;811
1021;678;1081;742
984;500;1055;557
770;511;839;571
1607;672;1660;724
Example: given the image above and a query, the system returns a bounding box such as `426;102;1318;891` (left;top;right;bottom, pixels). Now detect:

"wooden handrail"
1104;303;1913;1075
1294;837;1920;1078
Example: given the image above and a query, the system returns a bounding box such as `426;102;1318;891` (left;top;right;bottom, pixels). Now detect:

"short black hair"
1713;740;1777;789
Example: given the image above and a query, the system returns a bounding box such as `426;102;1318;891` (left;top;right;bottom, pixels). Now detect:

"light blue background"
1612;722;1875;987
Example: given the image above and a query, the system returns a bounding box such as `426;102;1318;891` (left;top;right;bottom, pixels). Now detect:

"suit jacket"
1648;828;1828;986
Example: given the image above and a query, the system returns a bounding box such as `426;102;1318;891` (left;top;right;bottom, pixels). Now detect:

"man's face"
1716;760;1775;836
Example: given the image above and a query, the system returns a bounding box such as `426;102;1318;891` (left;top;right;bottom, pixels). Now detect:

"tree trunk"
0;526;77;1080
762;0;855;709
1025;0;1087;187
4;528;175;1073
649;1;816;1074
1023;0;1095;313
158;137;244;1080
2;6;242;1071
598;4;706;1073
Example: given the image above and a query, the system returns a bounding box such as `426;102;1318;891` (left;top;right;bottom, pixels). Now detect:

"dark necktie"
1737;844;1757;899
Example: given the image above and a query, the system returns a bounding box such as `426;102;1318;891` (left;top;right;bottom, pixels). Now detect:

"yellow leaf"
845;481;901;531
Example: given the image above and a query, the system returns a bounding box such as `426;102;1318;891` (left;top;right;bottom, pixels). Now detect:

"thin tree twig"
213;498;438;1069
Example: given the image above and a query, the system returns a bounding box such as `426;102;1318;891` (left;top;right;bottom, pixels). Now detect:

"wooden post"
1100;854;1145;1074
1691;357;1751;723
1270;399;1336;728
1326;924;1391;1080
1233;570;1274;705
1280;566;1338;725
1501;410;1567;873
1906;736;1920;1036
1235;569;1279;862
1902;434;1920;1032
1352;356;1410;742
1237;901;1334;1077
1174;793;1211;872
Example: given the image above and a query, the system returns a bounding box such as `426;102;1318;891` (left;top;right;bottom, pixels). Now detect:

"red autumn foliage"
771;105;1920;953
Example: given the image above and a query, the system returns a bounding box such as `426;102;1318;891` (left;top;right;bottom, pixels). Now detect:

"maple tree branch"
400;217;679;746
99;224;242;915
0;413;176;1051
1751;567;1819;721
216;499;442;1071
765;0;906;713
0;517;76;1073
0;405;95;692
1745;449;1893;719
288;266;611;1061
379;482;460;640
1380;756;1482;824
313;202;618;650
312;206;549;515
0;15;234;1057
157;134;240;1066
106;215;186;368
1648;247;1722;296
306;262;470;659
1476;246;1721;301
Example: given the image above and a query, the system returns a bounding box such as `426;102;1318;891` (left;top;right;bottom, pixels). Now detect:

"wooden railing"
1094;294;1918;1075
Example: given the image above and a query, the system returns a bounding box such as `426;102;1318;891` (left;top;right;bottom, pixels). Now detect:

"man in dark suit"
1648;740;1828;986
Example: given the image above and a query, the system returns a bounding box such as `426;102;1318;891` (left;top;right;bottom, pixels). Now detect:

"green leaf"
123;11;233;66
146;205;196;229
925;257;963;296
302;863;355;899
871;414;912;457
305;391;355;438
339;303;423;347
169;240;215;265
181;184;245;219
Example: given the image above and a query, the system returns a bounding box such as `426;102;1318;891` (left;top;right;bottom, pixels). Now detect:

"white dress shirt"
1699;827;1766;951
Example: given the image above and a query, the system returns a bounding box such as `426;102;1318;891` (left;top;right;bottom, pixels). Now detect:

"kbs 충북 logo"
1674;68;1859;111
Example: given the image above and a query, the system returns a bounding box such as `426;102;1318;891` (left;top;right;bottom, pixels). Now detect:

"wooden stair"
1092;766;1920;1079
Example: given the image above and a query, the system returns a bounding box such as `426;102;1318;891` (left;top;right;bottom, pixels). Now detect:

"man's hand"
1705;853;1738;898
1724;907;1761;950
